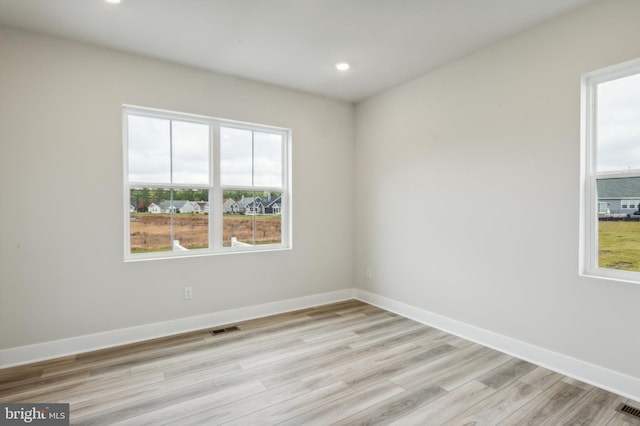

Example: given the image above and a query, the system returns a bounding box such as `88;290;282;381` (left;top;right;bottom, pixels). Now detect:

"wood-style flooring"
1;300;639;425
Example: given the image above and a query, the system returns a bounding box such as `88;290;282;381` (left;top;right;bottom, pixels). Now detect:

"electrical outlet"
184;286;193;300
366;268;373;279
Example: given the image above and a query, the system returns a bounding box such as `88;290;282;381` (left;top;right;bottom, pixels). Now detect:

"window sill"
124;245;292;262
580;268;640;286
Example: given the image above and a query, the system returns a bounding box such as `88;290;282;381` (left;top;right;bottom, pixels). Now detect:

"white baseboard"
0;288;356;369
354;289;640;403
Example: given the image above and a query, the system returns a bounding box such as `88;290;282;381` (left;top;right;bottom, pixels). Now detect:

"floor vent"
617;403;640;419
211;326;240;335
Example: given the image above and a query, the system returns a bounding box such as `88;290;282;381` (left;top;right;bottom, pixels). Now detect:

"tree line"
131;189;280;212
130;188;208;212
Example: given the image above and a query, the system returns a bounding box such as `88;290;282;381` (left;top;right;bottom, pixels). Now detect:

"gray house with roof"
223;198;239;214
235;194;282;215
263;195;282;215
597;176;640;215
147;200;195;214
237;196;264;215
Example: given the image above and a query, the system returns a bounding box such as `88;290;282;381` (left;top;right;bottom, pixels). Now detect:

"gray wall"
355;0;640;380
0;26;355;349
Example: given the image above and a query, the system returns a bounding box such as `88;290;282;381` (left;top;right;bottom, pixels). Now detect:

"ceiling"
0;0;597;102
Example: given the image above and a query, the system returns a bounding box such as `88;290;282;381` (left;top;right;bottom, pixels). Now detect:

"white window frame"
621;200;638;210
580;58;640;284
123;105;292;261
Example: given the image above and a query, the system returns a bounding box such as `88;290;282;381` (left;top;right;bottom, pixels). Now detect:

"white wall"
355;0;640;382
0;26;355;350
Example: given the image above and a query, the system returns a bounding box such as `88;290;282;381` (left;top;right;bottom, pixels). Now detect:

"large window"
124;106;290;260
581;58;640;282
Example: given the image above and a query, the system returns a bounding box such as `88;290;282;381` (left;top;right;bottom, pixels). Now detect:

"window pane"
254;132;282;187
221;127;252;186
258;191;282;245
128;115;171;183
222;190;282;247
598;220;640;272
172;121;210;185
223;190;255;246
596;177;640;271
173;191;209;250
129;188;172;253
596;73;640;172
129;188;209;253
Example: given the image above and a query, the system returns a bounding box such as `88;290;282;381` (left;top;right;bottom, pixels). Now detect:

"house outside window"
581;58;640;282
124;106;291;260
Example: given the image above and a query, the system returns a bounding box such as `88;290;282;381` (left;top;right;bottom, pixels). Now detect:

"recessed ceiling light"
104;0;121;4
335;62;351;72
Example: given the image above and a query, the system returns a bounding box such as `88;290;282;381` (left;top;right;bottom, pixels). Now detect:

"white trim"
354;289;640;402
0;289;355;369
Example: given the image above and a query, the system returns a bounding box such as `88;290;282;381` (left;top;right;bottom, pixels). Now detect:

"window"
598;202;609;214
124;106;290;260
581;58;640;282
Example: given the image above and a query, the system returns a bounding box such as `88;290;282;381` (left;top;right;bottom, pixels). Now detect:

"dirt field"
130;214;281;252
223;215;281;246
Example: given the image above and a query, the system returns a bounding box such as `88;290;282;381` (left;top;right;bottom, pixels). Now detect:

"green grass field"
598;221;640;271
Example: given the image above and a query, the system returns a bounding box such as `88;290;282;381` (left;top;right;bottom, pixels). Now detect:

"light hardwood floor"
1;300;639;425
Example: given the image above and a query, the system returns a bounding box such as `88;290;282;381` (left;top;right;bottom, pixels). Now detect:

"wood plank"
388;380;496;425
519;365;564;390
496;380;587;425
555;387;623;425
107;380;266;426
477;358;538;390
332;382;446;425
276;380;405;426
443;379;542;425
220;381;352;425
390;342;491;389
172;380;313;425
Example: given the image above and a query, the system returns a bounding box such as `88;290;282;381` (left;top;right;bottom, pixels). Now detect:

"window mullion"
212;121;222;250
169;121;175;250
251;130;256;245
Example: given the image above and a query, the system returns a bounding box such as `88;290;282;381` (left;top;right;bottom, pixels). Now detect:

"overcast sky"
220;127;282;187
597;72;640;172
128;116;282;187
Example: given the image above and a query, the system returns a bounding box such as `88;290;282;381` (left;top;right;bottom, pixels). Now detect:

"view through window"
124;107;290;259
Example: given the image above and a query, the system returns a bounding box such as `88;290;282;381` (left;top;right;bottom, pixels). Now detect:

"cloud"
597;72;640;172
220;127;282;187
128;115;209;184
128;117;283;188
